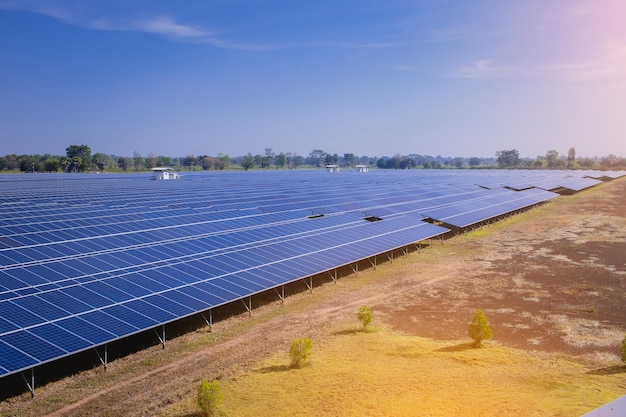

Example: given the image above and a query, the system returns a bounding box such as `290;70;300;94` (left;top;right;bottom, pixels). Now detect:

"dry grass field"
1;177;625;417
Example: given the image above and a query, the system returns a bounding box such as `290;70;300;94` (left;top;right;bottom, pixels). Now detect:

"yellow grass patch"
164;329;623;417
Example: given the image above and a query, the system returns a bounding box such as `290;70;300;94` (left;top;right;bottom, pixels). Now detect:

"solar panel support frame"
154;325;166;350
201;311;213;332
21;369;35;399
95;344;108;370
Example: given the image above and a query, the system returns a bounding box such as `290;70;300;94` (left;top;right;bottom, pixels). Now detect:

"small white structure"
151;167;179;180
355;164;369;173
326;164;340;172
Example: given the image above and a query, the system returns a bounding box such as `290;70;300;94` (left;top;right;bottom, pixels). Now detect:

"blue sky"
1;1;625;159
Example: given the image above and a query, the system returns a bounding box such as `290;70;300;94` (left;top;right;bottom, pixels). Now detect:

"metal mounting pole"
95;344;108;370
274;285;285;304
328;269;338;284
201;310;213;332
242;296;252;316
21;369;35;399
154;325;166;349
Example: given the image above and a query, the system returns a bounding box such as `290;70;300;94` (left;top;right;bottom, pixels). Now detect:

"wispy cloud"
0;1;219;44
449;44;626;88
448;59;517;79
91;16;207;39
393;65;415;72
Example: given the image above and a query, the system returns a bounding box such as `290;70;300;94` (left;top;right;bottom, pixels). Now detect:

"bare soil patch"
380;178;626;357
1;177;625;416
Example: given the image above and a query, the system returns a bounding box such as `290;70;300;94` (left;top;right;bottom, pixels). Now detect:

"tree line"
1;145;624;173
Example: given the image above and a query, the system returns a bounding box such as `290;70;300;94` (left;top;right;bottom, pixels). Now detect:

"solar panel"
0;168;621;380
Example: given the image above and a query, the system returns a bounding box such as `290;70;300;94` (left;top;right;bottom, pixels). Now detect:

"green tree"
567;147;576;168
289;337;312;368
275;152;287;169
357;305;373;329
468;157;481;168
118;156;131;172
495;149;520;168
66;144;92;172
621;334;626;364
133;151;143;172
197;379;223;417
43;158;60;172
468;309;492;347
308;149;327;167
241;153;255;171
546;149;560;168
182;154;197;170
264;147;275;169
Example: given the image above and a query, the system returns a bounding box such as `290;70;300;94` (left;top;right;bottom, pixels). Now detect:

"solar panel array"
0;169;619;379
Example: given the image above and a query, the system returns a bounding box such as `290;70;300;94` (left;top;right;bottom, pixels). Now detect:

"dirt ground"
2;176;625;417
380;178;626;358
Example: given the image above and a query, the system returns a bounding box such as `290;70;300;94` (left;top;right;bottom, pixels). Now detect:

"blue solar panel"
1;169;620;379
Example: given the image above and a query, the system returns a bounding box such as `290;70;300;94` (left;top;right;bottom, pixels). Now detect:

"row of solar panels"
0;169;621;379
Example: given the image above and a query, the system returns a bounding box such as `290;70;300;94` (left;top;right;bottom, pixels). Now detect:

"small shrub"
289;337;312;368
621;334;626;364
468;309;492;348
358;305;373;329
197;379;223;417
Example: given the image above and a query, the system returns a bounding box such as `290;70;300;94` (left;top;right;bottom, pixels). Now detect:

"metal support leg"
201;311;213;332
350;262;358;276
368;256;377;270
303;276;313;293
274;285;285;304
95;344;108;370
21;369;35;399
328;269;338;284
154;325;166;349
242;296;252;316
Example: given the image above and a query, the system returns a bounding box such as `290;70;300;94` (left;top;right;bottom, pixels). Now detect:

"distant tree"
91;152;108;172
289;337;312;368
308;149;327;167
19;155;41;172
200;156;214;170
217;153;230;170
495;149;520;168
66;144;92;172
468;157;481;168
133;151;143;172
182;154;197;170
545;149;560;168
357;305;373;330
146;153;157;169
621;334;626;364
454;157;464;168
43;158;60;173
325;153;339;165
400;157;416;169
197;379;223;417
578;157;595;169
264;148;275;169
0;154;18;170
343;153;355;168
117;156;131;172
567;147;576;168
156;155;172;167
468;309;492;347
275;152;287;169
241;153;255;171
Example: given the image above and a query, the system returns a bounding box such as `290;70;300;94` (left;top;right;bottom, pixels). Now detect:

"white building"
151;167;179;180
